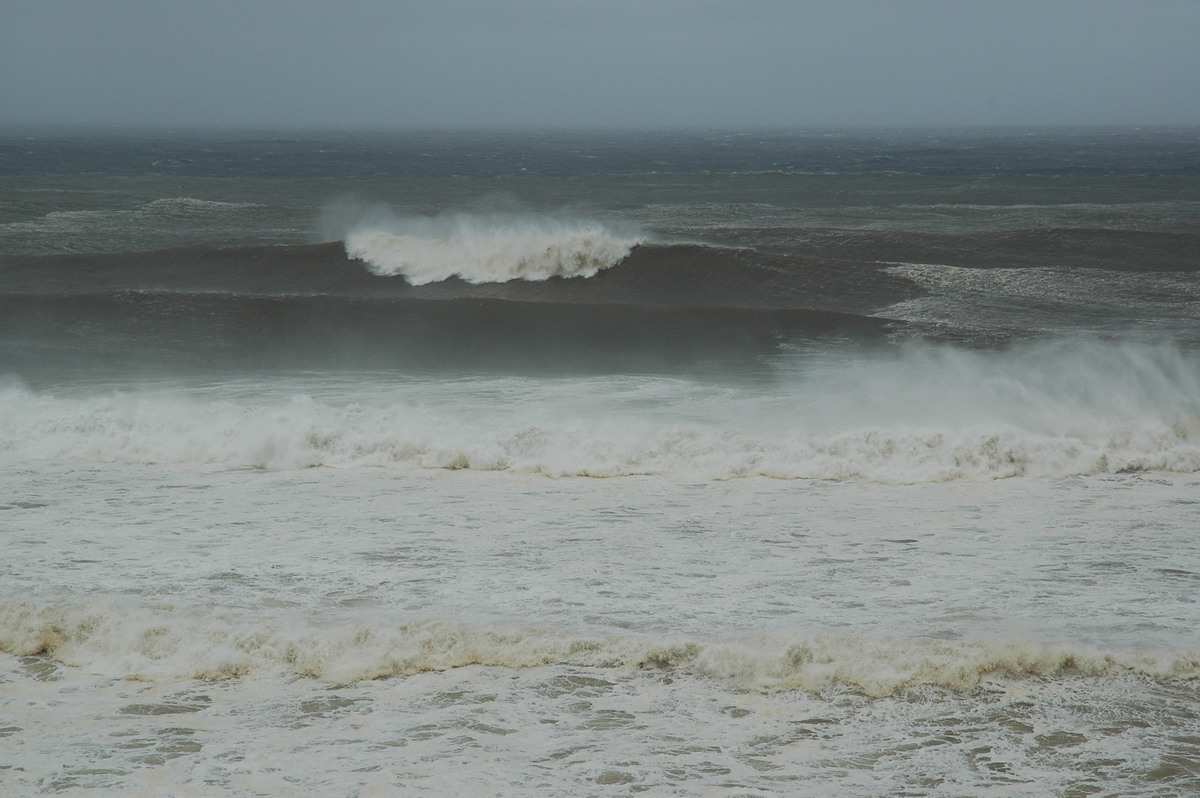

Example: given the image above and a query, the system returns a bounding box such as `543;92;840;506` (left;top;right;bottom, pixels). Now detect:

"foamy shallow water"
3;452;1198;795
3;352;1199;795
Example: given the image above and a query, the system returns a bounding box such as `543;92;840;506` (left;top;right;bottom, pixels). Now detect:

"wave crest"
342;213;644;284
4;340;1200;481
3;390;1197;480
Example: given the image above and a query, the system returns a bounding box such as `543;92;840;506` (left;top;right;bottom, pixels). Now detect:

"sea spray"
3;342;1197;480
336;209;645;284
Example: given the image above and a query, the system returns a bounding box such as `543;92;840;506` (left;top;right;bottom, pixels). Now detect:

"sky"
3;0;1199;130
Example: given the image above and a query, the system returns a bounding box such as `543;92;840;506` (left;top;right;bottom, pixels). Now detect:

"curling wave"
343;214;645;284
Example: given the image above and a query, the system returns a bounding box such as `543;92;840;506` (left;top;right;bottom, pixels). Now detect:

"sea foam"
341;212;644;284
2;600;1195;695
2;343;1197;482
1;389;1196;481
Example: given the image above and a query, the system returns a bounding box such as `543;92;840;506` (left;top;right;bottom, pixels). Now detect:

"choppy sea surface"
1;128;1199;796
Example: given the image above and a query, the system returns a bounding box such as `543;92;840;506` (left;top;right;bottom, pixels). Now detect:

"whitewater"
3;342;1199;480
342;212;644;284
2;128;1199;797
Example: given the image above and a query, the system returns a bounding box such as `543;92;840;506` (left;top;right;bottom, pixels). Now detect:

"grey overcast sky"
3;0;1199;129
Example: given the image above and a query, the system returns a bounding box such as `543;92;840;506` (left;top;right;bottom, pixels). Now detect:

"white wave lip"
343;214;643;284
3;601;1196;696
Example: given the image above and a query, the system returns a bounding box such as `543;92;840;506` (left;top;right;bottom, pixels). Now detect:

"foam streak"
2;601;1195;695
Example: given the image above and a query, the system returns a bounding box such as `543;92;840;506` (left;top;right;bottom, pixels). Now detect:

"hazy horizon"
5;121;1200;136
4;0;1199;130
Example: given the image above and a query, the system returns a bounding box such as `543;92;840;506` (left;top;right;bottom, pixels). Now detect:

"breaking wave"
2;341;1198;481
1;399;1195;480
341;213;645;284
2;600;1195;696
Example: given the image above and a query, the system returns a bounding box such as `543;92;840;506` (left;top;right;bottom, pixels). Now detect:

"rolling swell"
750;228;1200;273
0;240;920;310
0;241;911;374
0;290;898;375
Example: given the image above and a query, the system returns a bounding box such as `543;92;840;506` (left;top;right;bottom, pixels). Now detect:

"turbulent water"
1;128;1199;796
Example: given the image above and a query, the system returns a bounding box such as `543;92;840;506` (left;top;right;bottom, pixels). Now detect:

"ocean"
1;128;1198;796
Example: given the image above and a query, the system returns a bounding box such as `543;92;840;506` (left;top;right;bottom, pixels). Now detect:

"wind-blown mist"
4;342;1196;481
332;205;645;284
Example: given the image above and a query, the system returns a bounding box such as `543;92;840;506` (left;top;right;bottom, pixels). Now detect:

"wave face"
343;213;645;284
0;234;913;376
0;291;890;377
0;238;919;312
